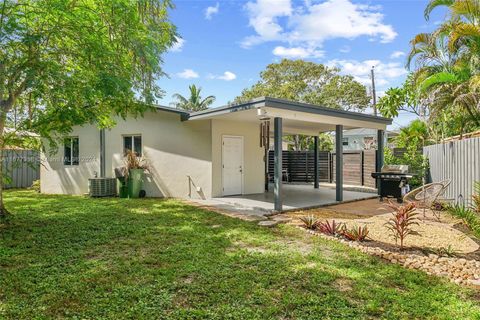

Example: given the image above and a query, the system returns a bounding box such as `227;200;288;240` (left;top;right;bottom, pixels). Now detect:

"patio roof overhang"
185;97;392;135
185;97;391;212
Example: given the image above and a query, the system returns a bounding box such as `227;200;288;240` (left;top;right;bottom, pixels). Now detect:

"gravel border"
300;226;480;287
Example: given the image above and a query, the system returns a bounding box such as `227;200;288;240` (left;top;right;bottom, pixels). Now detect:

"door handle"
239;166;243;173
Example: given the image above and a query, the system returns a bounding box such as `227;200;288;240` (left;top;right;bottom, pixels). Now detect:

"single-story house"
339;128;398;151
41;97;392;211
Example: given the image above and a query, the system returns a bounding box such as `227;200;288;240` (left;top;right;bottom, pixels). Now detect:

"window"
123;135;142;156
342;137;349;146
64;137;79;165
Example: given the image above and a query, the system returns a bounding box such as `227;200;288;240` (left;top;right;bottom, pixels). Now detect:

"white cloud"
170;38;185;52
327;59;407;88
242;0;397;58
205;2;219;20
208;71;237;81
176;69;199;79
390;50;405;59
272;46;324;59
218;71;237;81
241;0;292;47
339;45;351;53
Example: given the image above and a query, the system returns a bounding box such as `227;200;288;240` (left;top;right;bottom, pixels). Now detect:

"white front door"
222;136;244;196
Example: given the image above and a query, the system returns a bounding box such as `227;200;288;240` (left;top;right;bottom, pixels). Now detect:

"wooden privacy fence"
424;137;480;204
2;149;40;189
268;150;376;187
268;150;330;183
331;150;376;188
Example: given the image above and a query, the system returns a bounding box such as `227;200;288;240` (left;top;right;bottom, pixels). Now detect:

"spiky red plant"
317;220;343;236
384;201;419;250
341;225;370;242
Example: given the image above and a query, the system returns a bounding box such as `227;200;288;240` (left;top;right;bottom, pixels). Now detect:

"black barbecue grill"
371;165;414;202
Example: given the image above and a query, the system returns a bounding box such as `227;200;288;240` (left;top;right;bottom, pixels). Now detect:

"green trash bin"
128;169;144;198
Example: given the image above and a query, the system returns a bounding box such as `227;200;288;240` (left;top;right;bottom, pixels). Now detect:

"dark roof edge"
187;96;392;125
264;97;392;124
186;97;265;118
154;104;190;115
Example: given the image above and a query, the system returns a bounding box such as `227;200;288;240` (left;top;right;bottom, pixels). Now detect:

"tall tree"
380;0;480;143
234;59;370;112
235;59;370;150
171;84;215;111
0;0;177;216
408;0;480;128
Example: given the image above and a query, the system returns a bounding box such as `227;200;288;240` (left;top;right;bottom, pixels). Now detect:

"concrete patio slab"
219;184;377;212
191;184;377;218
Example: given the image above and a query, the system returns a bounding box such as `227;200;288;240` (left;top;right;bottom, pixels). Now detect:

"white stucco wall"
41;125;100;195
211;119;264;197
41;110;212;199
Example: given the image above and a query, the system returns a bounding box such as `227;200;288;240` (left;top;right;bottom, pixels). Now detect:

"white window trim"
122;134;142;156
64;137;79;166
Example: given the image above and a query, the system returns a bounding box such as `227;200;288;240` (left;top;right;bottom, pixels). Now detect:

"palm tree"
408;1;480;127
171;85;215;111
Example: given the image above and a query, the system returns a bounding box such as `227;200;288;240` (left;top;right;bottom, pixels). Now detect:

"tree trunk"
0;113;8;217
294;135;300;151
0;99;12;217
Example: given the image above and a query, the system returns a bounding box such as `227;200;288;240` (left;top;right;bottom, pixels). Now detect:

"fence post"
314;136;319;188
361;151;365;186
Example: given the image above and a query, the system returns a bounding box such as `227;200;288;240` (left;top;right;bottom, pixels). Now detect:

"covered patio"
215;183;377;213
188;97;392;212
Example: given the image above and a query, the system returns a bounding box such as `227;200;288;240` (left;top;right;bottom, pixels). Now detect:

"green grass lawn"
1;190;479;319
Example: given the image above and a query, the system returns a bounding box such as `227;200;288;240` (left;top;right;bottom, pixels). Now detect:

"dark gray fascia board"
154;104;190;115
185;96;392;125
183;97;265;121
263;97;392;125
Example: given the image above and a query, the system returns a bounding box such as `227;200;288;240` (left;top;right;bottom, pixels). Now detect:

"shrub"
446;203;480;239
384;201;419;250
341;225;370;242
433;245;457;257
299;215;319;230
472;181;480;215
317;220;343;236
31;180;40;193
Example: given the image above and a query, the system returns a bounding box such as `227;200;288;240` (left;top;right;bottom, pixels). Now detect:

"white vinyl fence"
424;137;480;205
2;149;40;189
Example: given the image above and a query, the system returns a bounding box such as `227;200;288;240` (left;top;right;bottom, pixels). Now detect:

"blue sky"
158;0;447;128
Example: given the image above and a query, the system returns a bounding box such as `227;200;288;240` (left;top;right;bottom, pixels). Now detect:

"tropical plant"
341;225;370;242
30;180;40;193
171;85;215;111
431;245;457;257
380;0;480;141
446;203;480;239
124;150;149;171
0;0;177;216
384;120;430;188
384;201;419;250
299;215;319;230
378;75;425;119
472;181;480;214
316;220;344;236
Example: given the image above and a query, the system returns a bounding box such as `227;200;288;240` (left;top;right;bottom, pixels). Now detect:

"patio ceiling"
185;97;392;135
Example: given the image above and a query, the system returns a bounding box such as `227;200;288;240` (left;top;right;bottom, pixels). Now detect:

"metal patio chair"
403;179;451;219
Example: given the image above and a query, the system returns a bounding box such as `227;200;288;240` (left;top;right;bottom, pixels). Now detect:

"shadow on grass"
1;190;479;319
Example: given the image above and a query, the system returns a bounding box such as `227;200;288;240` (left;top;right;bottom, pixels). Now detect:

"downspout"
100;128;105;177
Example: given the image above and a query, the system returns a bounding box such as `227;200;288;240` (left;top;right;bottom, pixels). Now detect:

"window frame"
123;134;142;156
64;137;79;166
